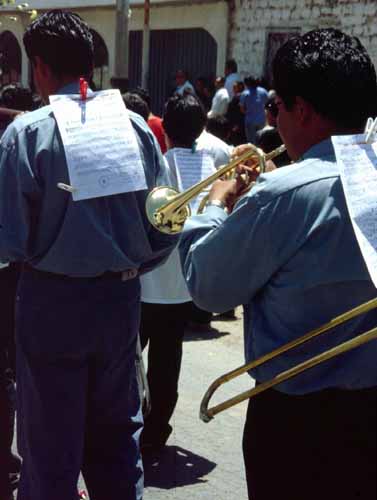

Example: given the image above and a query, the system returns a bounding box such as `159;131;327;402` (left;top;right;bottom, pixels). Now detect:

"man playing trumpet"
179;29;377;500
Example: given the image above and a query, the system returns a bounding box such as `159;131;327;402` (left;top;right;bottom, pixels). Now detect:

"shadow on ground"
184;327;230;342
143;445;216;489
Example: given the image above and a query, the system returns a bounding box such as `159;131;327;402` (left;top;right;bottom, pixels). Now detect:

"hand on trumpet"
208;175;248;213
232;143;277;181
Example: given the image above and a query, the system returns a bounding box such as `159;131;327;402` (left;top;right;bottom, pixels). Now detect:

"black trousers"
242;386;377;500
140;301;191;444
0;264;21;497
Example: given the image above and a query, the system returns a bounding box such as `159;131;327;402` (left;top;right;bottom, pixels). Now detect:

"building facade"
229;0;377;84
0;0;376;111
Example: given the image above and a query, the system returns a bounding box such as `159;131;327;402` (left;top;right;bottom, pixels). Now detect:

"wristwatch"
206;199;227;211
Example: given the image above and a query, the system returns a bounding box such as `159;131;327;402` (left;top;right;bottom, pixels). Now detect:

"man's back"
0;94;174;276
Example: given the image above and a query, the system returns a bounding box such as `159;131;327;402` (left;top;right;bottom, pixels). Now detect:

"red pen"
79;77;88;101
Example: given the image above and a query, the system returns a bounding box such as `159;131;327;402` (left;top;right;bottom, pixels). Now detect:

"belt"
23;263;138;282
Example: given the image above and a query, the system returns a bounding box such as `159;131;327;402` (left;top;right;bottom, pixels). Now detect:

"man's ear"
294;96;315;125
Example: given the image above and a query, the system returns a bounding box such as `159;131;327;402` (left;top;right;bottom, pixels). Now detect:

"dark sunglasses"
266;101;279;118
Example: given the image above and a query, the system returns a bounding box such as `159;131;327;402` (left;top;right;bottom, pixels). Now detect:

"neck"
43;76;80;103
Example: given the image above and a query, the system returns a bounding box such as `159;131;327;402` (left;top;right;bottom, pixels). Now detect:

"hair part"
272;28;377;130
23;10;94;79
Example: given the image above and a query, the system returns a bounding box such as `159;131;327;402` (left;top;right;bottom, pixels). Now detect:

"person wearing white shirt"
208;77;230;118
224;59;241;99
140;94;231;451
174;69;195;96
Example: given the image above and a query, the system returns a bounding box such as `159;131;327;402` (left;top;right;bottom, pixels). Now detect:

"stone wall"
230;0;377;80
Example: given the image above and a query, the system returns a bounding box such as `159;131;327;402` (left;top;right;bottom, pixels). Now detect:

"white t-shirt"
196;130;233;168
225;73;241;99
141;142;231;304
208;88;229;118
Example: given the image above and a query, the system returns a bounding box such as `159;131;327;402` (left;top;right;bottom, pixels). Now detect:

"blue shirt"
179;138;377;394
240;86;268;125
0;83;177;277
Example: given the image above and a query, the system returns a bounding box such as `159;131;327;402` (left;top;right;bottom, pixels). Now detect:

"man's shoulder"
249;156;340;207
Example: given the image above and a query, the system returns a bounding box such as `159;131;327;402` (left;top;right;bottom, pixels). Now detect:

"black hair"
163;94;206;148
123;92;150;122
130;87;151;108
226;59;238;73
206;115;231;143
244;75;258;88
23;10;94;79
0;85;34;111
272;28;377;130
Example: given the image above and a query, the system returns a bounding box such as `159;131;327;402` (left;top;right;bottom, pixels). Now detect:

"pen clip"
79;77;88;102
365;117;377;144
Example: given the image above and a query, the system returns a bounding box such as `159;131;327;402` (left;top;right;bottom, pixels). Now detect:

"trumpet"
146;144;286;234
200;297;377;422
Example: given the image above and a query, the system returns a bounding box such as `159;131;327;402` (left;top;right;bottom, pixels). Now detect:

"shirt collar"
56;81;81;95
301;137;335;162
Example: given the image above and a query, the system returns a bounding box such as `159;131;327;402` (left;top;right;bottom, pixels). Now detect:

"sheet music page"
50;89;147;201
173;149;217;213
332;134;377;287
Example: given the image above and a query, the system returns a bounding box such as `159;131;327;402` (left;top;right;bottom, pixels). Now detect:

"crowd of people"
0;8;376;500
172;60;278;150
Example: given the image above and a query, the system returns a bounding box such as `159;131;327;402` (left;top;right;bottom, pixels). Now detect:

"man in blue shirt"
180;29;377;500
240;75;268;144
0;11;176;500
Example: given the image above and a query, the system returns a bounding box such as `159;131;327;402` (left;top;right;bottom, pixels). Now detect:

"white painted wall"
230;0;377;78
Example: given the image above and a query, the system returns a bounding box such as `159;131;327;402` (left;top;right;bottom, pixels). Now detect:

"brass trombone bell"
200;297;377;422
146;144;286;234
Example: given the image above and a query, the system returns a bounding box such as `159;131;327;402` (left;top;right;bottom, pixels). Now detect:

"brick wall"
230;0;377;81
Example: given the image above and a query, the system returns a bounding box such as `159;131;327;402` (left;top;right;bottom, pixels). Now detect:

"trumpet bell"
146;186;191;234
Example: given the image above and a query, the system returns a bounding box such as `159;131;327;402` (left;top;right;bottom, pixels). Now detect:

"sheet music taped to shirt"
173;149;217;213
332;134;377;287
50;89;147;201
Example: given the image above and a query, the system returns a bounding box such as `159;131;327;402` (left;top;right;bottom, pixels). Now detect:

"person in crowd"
194;76;213;112
208;76;229;119
206;115;231;144
0;10;176;500
179;28;377;500
123;92;150;122
132;87;167;154
0;85;34;500
140;93;236;450
240;75;268;144
226;80;247;146
174;69;195;96
224;59;241;99
140;94;209;450
256;93;291;167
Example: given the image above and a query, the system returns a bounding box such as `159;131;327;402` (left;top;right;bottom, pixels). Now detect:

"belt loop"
121;269;138;281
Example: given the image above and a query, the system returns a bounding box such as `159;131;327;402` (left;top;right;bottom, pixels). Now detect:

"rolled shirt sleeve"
179;193;276;313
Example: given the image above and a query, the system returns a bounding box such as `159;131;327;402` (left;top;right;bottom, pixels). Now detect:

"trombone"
200;297;377;422
146;144;286;234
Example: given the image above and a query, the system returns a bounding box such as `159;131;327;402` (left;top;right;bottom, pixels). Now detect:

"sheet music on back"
172;149;217;213
50;89;147;201
332;134;377;287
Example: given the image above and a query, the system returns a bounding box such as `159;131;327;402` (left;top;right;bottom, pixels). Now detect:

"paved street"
142;308;252;500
